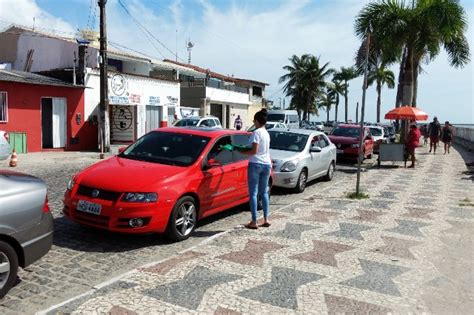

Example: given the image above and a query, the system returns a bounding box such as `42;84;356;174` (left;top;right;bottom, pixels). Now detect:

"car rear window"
330;127;360;138
175;119;199;127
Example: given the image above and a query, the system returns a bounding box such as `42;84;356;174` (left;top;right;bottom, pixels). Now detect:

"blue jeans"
248;162;271;222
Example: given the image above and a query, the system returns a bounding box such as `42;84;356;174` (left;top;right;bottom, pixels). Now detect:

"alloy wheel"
299;172;307;191
0;252;10;289
175;201;197;237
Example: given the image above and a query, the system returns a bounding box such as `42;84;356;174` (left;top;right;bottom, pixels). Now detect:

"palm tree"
327;78;346;123
334;67;358;122
367;64;395;123
318;88;336;123
280;54;333;121
355;0;470;108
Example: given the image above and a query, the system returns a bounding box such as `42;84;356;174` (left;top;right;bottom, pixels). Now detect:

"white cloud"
0;0;75;35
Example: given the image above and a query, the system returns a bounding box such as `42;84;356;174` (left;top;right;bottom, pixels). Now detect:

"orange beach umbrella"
384;106;429;121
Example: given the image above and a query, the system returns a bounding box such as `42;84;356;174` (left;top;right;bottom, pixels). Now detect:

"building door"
111;105;135;143
210;103;223;122
145;105;161;132
226;105;231;128
41;97;67;149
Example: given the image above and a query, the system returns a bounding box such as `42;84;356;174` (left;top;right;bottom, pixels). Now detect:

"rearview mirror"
310;146;322;153
118;147;127;154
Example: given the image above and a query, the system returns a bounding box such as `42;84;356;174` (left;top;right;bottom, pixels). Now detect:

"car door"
230;134;251;199
318;135;332;175
364;128;374;155
198;136;241;217
308;135;324;179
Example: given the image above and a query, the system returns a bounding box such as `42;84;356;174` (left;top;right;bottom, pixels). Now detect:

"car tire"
166;196;198;242
294;169;307;193
0;241;18;299
323;162;335;181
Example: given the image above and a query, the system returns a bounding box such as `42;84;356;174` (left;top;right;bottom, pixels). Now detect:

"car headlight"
67;176;76;190
351;143;359;148
121;192;158;203
280;160;298;172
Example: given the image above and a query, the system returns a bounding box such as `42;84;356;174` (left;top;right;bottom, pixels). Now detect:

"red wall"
0;81;97;152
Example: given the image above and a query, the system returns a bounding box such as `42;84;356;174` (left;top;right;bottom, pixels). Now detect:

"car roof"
368;125;383;129
156;127;248;138
269;128;326;136
336;124;367;129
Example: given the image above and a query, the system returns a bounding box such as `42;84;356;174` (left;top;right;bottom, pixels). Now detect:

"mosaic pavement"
43;147;474;314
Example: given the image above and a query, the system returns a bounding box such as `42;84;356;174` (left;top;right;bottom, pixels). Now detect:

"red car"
63;128;262;241
328;124;374;160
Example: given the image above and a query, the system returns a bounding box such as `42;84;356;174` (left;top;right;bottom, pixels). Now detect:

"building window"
0;92;7;122
252;86;262;97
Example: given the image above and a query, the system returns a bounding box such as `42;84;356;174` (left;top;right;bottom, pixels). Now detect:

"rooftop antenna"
186;39;194;64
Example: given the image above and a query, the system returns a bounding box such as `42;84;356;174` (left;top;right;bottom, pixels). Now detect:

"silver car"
0;131;10;161
0;170;53;298
269;129;337;192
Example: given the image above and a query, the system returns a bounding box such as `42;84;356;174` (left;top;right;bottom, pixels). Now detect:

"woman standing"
442;121;454;154
406;124;421;168
239;110;272;229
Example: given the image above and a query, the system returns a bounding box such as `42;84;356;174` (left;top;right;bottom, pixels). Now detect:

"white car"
269;129;337;193
368;126;387;153
0;131;10;160
247;121;287;132
173;116;222;129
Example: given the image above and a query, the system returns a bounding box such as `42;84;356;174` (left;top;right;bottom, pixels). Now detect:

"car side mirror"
118;147;127;154
207;158;221;168
310;146;322;153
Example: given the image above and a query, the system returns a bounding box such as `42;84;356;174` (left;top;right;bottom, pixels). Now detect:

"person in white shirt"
239;110;271;229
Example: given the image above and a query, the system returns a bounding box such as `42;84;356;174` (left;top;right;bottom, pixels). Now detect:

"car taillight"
42;196;50;213
3;132;9;143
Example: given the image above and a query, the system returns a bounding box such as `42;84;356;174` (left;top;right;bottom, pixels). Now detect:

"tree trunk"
326;108;330;122
344;83;348;122
376;80;382;123
412;58;420;107
400;47;415;142
334;96;339;122
394;47;407;133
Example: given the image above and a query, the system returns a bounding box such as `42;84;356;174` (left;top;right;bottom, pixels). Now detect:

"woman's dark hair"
254;110;267;125
410;124;417;129
445;121;450;125
260;108;268;114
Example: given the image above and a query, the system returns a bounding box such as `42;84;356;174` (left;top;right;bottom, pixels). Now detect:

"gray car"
0;131;10;161
269;129;337;193
0;170;53;298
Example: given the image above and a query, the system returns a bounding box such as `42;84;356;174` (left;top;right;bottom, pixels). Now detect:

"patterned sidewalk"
42;147;473;314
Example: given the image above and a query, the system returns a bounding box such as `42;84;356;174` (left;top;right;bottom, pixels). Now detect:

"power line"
117;0;185;62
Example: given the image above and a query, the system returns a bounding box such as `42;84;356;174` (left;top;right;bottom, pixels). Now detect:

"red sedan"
328;124;374;161
63;128;256;241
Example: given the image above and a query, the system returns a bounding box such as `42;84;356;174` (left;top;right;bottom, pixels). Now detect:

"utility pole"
356;102;359;123
98;0;110;158
356;34;370;195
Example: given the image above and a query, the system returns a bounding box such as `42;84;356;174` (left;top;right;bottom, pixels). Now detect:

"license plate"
77;200;102;215
337;149;344;154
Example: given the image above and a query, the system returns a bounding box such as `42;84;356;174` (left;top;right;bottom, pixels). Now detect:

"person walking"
238;110;271;229
441;121;454;154
406;124;421;168
234;115;243;130
428;116;441;154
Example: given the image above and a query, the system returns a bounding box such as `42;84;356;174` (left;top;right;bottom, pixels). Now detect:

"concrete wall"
206;87;250;105
454;127;474;151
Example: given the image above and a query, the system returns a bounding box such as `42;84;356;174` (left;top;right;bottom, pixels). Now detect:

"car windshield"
174;119;199;127
267;114;285;122
269;131;309;152
120;131;210;166
330;127;360;138
369;128;383;136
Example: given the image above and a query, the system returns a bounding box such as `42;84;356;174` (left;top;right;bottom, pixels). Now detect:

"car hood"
270;149;303;169
328;135;359;144
76;156;187;192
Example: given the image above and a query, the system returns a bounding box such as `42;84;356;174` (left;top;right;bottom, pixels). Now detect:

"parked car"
173;116;222;129
313;122;325;132
63;128;272;242
266;110;300;128
328;124;374;161
247;121;287;132
368;126;387;153
269;129;336;193
0;131;10;160
0;170;53;298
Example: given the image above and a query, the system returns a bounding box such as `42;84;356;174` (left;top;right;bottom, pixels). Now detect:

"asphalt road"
0;152;371;314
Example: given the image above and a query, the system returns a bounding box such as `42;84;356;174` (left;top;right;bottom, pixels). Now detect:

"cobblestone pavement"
35;147;474;314
0;151;361;314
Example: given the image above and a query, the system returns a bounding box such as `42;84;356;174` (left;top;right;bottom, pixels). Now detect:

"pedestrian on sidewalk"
238;110;271;229
441;121;454;154
234;115;243;130
406;124;421;168
428;116;441;154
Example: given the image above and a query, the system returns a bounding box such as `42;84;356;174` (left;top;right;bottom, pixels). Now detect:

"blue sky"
1;0;473;124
